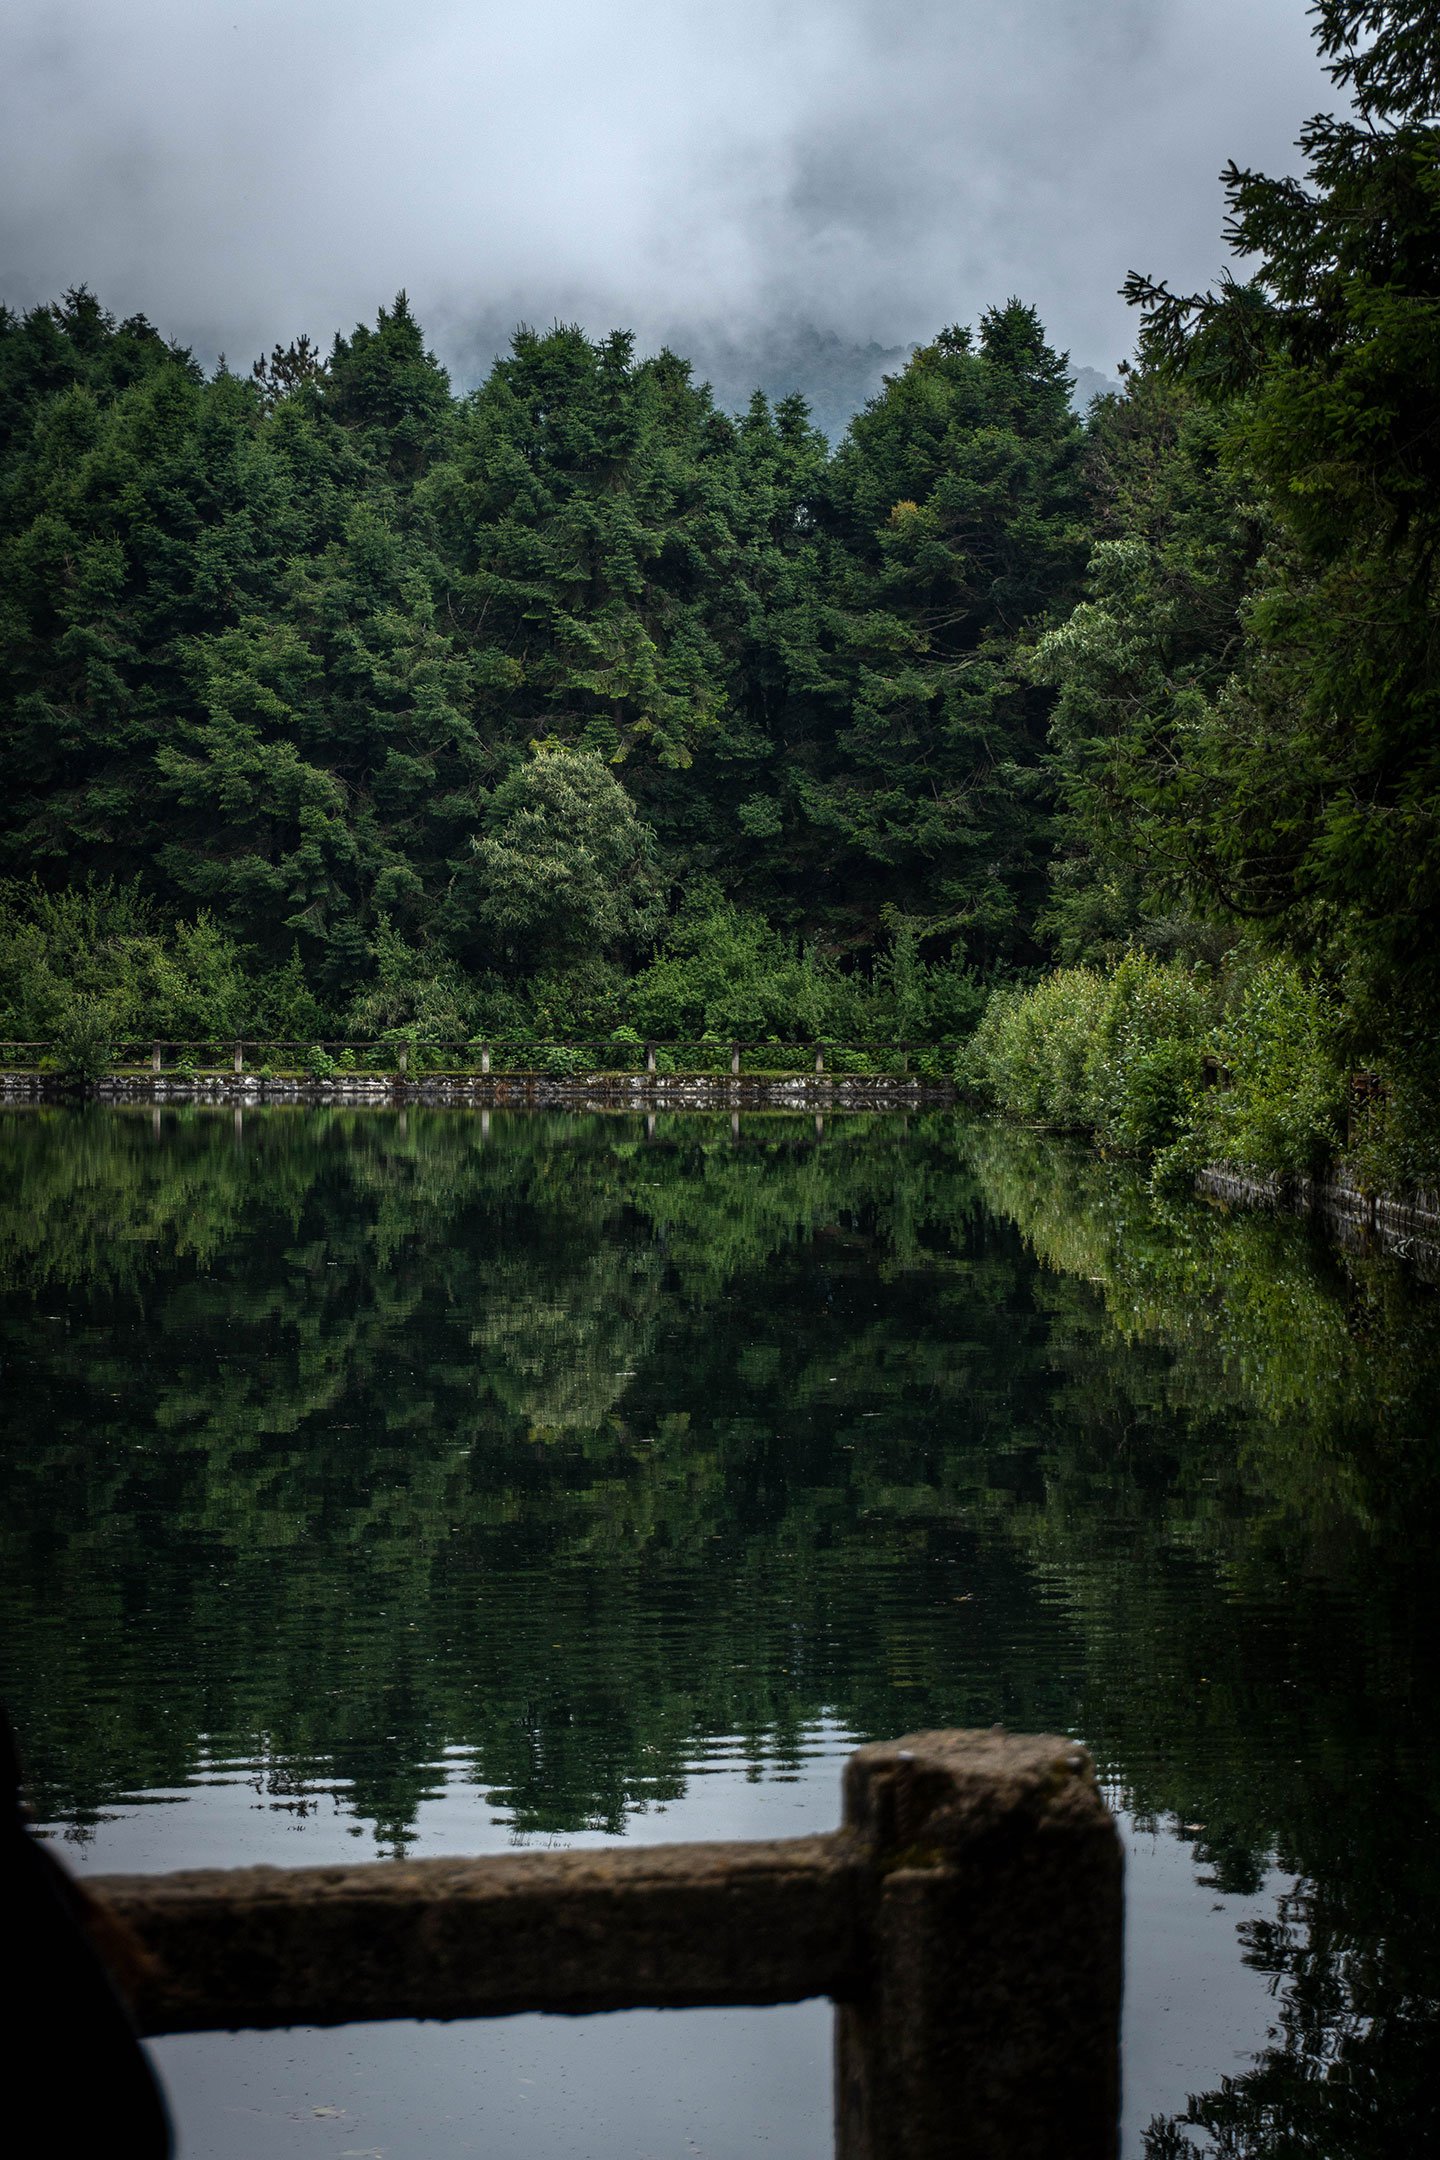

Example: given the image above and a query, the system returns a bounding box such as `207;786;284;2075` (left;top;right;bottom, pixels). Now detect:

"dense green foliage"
3;0;1438;1185
1014;0;1440;1187
966;951;1350;1183
0;293;1080;1048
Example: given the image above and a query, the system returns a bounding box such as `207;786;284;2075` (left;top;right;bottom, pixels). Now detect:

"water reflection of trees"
958;1123;1440;2160
2;1104;1437;2156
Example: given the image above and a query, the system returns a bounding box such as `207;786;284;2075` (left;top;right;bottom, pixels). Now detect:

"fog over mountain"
440;311;917;441
445;316;1119;442
4;0;1329;403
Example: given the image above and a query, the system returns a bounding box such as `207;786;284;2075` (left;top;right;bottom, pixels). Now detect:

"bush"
531;1043;588;1078
254;945;330;1039
1195;958;1345;1180
963;969;1108;1125
627;902;838;1041
880;915;986;1045
1344;1053;1440;1199
0;878;255;1044
53;1001;115;1086
345;916;477;1041
821;1045;876;1074
1085;952;1213;1153
922;955;988;1043
965;954;1212;1150
967;949;1347;1183
605;1026;646;1072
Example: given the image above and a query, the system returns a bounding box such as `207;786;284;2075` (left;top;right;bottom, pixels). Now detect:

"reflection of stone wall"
17;1072;956;1110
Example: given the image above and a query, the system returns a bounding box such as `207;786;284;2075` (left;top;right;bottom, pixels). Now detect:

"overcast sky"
2;0;1333;382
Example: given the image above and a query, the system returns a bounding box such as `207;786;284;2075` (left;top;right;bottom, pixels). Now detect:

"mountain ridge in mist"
446;309;1121;443
682;330;1123;441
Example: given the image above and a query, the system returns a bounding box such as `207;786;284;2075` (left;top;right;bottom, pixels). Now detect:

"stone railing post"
730;1042;741;1078
233;1042;244;1075
815;1046;825;1075
835;1730;1122;2160
645;1043;657;1075
480;1044;491;1076
151;1042;162;1074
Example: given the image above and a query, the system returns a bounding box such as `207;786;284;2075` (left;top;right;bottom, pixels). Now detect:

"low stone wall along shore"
1196;1164;1440;1269
5;1070;1434;1268
0;1069;951;1112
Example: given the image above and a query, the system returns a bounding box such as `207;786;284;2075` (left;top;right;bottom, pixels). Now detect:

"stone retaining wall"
1196;1163;1440;1269
1;1069;951;1111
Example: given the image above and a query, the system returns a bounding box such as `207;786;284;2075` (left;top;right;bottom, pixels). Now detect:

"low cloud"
1;0;1330;383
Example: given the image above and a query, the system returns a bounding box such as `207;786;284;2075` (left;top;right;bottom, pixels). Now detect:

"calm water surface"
2;1106;1437;2158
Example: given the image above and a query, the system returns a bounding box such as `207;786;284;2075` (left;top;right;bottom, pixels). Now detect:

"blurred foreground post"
834;1731;1122;2159
86;1730;1121;2159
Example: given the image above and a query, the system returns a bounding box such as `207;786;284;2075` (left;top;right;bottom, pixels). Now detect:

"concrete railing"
92;1729;1123;2160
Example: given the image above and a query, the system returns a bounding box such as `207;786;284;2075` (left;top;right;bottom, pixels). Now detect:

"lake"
2;1105;1436;2158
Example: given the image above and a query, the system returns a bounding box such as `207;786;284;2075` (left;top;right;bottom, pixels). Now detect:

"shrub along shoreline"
962;952;1440;1232
6;937;1439;1259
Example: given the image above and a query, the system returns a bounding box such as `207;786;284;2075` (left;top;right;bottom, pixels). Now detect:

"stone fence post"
835;1730;1122;2160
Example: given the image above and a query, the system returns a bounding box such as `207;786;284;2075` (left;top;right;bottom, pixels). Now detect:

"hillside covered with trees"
2;0;1436;1188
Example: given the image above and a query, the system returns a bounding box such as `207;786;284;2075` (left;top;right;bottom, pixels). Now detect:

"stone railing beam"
91;1835;862;2034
